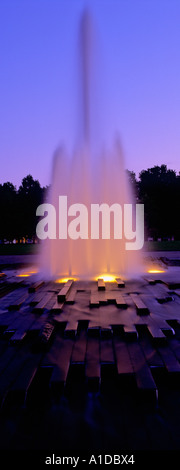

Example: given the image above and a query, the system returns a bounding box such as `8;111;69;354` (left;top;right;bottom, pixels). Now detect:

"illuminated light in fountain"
38;9;143;281
55;277;78;283
147;269;165;274
95;274;117;282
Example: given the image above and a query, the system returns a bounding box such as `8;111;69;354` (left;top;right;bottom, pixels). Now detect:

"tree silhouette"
0;167;179;242
138;165;180;239
0;175;46;242
17;175;44;240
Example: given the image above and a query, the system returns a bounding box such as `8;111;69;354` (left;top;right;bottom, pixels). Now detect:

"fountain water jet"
38;10;143;280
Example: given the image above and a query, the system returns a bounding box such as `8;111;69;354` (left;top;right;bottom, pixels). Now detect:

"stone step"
57;280;74;302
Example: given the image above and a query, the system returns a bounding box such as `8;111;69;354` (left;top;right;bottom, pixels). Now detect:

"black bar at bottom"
0;449;179;468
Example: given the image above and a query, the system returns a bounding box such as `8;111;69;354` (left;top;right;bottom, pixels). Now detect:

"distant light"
17;274;30;277
16;268;38;278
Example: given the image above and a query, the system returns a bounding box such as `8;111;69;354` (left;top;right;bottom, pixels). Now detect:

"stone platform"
0;260;180;452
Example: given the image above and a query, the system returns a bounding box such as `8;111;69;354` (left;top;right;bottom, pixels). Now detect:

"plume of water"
38;9;143;280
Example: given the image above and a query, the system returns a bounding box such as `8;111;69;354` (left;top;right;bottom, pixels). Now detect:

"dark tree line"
127;165;180;240
0;175;47;243
0;165;180;242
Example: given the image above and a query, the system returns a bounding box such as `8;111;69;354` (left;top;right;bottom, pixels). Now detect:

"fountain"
38;9;143;281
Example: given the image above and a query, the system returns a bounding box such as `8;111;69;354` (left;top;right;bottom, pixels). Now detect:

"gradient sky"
0;0;180;188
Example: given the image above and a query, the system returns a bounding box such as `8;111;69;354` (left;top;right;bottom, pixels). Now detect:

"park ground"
0;240;180;256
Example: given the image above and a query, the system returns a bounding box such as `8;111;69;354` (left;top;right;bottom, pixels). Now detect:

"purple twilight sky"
0;0;180;188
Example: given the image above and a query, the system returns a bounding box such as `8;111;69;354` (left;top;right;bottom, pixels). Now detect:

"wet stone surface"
0;257;180;451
